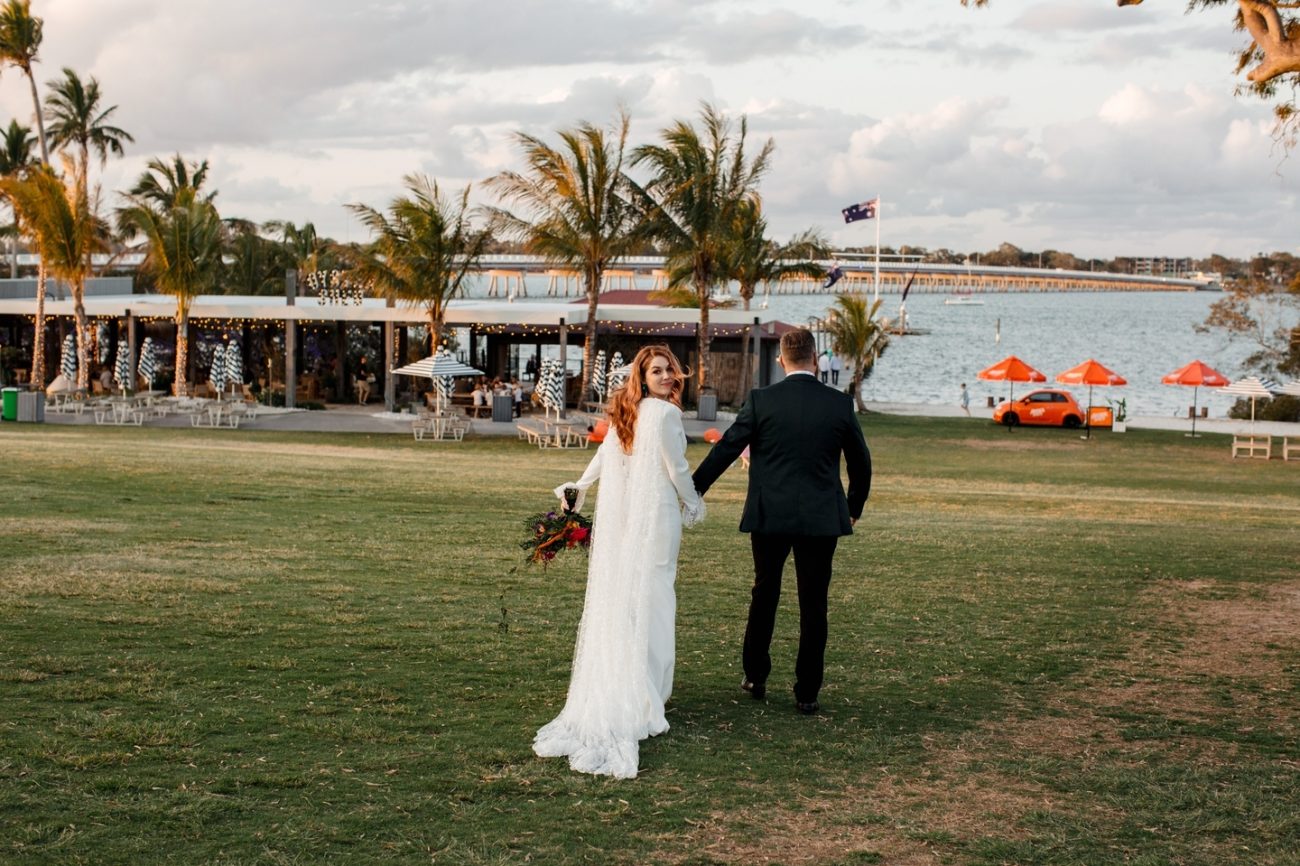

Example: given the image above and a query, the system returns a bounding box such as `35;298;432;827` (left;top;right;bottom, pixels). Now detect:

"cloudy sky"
2;0;1294;259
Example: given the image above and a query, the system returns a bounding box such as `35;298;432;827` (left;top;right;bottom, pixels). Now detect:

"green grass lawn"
1;417;1297;865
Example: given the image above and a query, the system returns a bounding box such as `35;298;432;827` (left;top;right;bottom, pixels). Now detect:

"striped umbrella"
1278;380;1300;398
547;359;566;413
113;340;133;390
209;343;227;395
96;323;111;363
533;358;554;412
390;348;482;412
137;338;156;389
1217;375;1280;432
607;351;626;394
59;333;77;381
592;349;607;401
224;341;243;390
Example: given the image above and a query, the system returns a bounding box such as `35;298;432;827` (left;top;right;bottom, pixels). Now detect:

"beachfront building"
0;282;791;410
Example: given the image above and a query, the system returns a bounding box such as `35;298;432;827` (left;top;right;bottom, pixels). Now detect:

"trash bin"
697;393;718;422
1;387;17;422
1088;406;1113;428
16;391;44;423
491;394;513;423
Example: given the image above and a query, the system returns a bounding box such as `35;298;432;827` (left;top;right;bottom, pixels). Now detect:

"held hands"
681;498;706;529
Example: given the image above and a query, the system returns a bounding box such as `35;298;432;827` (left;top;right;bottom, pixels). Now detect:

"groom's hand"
850;517;857;527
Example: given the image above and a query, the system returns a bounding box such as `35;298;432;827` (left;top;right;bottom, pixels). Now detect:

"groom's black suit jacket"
692;373;871;536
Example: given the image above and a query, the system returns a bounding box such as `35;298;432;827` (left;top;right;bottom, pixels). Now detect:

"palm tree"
824;293;889;413
726;201;828;396
0;161;109;391
0;0;51;388
632;103;773;393
223;218;281;295
264;219;332;281
0;118;34;175
127;154;212;209
487;112;640;401
44;67;133;195
118;187;224;395
0;118;35;278
345;174;491;343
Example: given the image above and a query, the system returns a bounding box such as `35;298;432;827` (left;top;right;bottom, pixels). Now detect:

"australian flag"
823;265;845;289
841;198;878;223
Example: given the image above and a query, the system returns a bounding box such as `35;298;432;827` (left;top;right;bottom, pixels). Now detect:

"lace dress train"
534;399;704;779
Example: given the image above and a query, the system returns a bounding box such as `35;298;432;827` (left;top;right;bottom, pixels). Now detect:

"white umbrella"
96;323;111;364
534;358;556;415
390;350;483;380
59;333;77;382
591;349;607;401
547;360;566;413
137;337;156;390
209;343;227;395
113;340;133;391
391;349;482;412
1277;380;1300;397
225;341;243;392
607;351;627;395
1217;376;1280;431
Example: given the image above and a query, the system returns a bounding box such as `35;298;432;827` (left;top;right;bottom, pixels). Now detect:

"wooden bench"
1231;434;1272;459
516;421;549;448
1283;437;1299;462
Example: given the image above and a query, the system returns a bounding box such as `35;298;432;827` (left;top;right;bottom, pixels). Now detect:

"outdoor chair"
1282;437;1298;462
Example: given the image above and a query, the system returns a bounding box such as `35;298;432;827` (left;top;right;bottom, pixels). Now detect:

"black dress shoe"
796;699;820;715
740;679;766;700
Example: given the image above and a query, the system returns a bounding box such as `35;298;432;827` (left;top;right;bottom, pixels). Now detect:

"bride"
534;345;705;779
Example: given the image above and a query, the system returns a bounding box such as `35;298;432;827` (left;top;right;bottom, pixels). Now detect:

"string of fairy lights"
306;269;369;306
22;314;758;339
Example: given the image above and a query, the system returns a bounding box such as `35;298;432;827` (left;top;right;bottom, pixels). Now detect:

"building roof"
0;292;782;329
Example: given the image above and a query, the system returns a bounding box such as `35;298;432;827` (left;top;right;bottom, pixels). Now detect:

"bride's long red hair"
607;345;686;454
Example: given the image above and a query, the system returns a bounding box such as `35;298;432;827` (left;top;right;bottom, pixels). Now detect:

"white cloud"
0;0;1291;258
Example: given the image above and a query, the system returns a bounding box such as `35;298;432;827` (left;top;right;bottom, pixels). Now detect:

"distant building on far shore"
1131;257;1194;277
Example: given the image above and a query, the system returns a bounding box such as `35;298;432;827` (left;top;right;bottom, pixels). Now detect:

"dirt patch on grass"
675;578;1300;866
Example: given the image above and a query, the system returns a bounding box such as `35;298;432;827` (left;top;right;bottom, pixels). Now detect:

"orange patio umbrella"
1056;358;1127;438
977;354;1046;398
1161;359;1228;437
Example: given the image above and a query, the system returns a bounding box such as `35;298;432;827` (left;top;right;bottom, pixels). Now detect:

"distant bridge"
470;255;1215;298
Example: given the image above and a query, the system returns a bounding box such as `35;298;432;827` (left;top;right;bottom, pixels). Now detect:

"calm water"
464;278;1268;417
762;291;1254;417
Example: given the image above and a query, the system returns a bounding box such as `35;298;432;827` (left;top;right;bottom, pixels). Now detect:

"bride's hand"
553;483;586;514
681;498;706;528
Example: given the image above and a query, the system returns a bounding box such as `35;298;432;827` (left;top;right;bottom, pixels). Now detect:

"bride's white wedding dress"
534;398;705;779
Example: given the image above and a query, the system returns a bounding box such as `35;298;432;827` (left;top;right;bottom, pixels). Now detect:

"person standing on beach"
959;383;970;416
817;351;831;384
830;354;842;386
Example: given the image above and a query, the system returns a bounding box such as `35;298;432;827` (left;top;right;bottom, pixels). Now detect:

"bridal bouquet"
521;489;592;566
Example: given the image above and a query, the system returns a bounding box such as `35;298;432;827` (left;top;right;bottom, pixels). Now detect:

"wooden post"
558;317;567;418
126;308;137;389
284;270;296;408
383;298;395;412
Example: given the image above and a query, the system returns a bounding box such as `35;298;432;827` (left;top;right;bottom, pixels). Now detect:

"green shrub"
1228;395;1300;422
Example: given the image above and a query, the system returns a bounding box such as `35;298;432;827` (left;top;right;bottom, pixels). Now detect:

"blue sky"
1;0;1293;258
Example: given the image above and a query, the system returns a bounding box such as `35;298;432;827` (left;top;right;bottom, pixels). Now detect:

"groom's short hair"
780;328;816;365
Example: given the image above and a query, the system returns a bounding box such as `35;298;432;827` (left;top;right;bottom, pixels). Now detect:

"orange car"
992;388;1085;428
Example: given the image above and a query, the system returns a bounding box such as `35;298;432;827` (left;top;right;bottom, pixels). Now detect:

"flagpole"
873;196;881;305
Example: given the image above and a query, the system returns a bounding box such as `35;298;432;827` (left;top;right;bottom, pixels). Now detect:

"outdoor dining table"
95;396;146;425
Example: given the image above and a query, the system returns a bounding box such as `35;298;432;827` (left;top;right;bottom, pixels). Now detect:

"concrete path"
30;398;1299;439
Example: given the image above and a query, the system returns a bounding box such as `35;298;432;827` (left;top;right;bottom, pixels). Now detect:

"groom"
692;328;871;714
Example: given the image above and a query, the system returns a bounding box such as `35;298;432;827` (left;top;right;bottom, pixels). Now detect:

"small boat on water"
944;290;984;306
